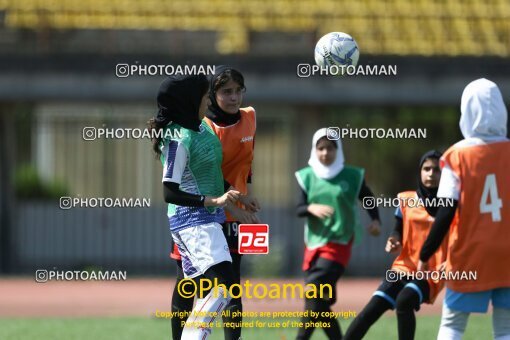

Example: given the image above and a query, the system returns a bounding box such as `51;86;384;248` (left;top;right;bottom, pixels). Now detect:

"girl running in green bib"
295;128;381;340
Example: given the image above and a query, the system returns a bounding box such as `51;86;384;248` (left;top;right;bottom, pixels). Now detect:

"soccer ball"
314;32;360;71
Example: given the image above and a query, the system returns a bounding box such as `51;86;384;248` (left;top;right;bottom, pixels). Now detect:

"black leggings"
171;254;242;340
296;257;344;340
344;281;428;340
171;261;193;340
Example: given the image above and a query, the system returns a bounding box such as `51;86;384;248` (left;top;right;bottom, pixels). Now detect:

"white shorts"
171;222;232;279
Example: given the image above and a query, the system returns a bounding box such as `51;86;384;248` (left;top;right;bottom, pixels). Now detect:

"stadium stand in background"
0;0;509;55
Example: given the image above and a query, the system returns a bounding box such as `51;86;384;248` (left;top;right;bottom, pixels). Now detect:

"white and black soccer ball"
314;32;360;70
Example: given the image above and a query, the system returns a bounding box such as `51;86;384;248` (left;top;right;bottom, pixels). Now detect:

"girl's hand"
417;260;429;272
226;204;261;224
367;220;381;236
307;204;334;219
239;195;261;213
205;190;240;207
385;236;402;253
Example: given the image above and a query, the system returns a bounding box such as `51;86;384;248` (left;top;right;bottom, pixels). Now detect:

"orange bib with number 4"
442;140;510;292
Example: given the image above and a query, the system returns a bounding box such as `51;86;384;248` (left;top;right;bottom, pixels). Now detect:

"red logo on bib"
238;224;269;254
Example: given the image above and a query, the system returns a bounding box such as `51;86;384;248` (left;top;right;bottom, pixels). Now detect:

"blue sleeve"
395;206;403;219
162;140;187;184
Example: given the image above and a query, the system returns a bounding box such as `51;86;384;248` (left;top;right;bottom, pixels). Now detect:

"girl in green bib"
295;128;381;340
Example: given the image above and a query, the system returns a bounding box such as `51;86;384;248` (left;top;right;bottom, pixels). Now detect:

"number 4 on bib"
480;174;503;222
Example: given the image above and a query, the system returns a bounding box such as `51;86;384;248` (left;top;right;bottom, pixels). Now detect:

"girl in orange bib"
418;78;510;340
345;150;449;340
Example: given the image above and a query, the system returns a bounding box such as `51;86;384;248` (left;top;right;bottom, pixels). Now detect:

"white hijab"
460;78;507;141
308;128;345;179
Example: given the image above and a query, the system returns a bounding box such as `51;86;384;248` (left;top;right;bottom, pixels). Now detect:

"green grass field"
0;315;494;340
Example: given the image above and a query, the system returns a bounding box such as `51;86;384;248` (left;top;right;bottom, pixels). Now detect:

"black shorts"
305;257;345;305
222;221;241;253
374;271;430;311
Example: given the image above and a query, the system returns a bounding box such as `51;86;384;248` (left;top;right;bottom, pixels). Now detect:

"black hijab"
205;65;242;126
417;150;443;217
155;74;209;132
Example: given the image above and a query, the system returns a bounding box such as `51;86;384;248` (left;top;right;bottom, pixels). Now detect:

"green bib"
295;165;365;248
160;121;225;217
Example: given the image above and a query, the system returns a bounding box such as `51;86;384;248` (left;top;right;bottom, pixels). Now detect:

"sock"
296;298;319;340
437;304;468;340
395;287;421;340
344;296;393;340
222;253;243;340
170;290;194;340
320;305;342;340
222;299;242;340
181;286;231;340
171;262;195;340
493;307;510;340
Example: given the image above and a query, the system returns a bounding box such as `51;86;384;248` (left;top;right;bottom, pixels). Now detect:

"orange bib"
204;107;256;222
392;191;449;303
442;140;510;292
